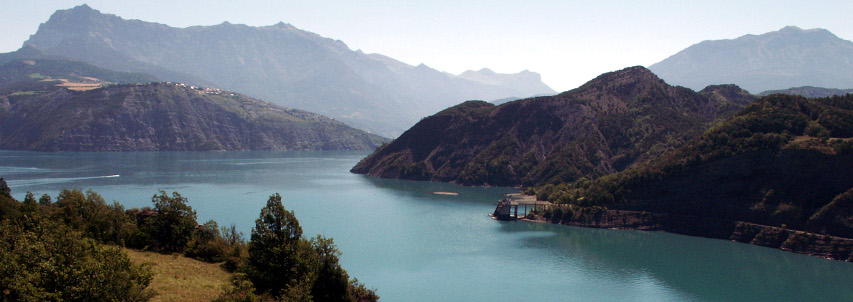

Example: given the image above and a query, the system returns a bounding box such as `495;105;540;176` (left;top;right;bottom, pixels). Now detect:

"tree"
0;217;153;301
148;190;197;252
220;224;247;272
0;178;10;198
38;194;52;206
246;193;305;297
184;220;227;262
234;193;377;301
0;183;21;222
20;192;38;214
309;236;352;302
54;189;139;246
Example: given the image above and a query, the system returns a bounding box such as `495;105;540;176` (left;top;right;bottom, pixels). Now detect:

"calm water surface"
2;151;852;301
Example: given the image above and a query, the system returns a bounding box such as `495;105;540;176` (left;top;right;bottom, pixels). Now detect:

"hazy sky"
2;0;853;92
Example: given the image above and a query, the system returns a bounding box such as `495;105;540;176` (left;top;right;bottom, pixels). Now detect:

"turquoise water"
2;150;852;301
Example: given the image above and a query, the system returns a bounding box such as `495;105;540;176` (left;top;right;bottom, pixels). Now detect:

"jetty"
491;193;547;221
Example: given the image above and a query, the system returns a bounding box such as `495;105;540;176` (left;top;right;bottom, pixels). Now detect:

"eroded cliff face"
352;66;754;186
0;83;387;151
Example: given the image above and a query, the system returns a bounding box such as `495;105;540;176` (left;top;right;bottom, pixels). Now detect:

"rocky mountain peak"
67;4;97;14
563;66;668;107
577;66;662;88
456;68;554;96
778;25;831;35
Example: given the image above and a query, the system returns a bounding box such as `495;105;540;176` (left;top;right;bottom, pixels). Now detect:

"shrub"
550;206;563;223
0;217;153;301
185;220;229;262
53;189;140;246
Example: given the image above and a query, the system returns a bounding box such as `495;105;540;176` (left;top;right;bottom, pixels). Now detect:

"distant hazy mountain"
759;86;853;98
23;5;555;137
0;47;157;88
649;26;853;93
457;68;554;95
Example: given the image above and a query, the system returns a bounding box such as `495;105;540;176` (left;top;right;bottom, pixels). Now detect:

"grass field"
123;248;233;302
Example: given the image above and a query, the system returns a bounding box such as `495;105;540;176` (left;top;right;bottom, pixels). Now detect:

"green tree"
246;193;305;297
184;220;228;262
0;178;10;198
38;194;52;206
309;236;352;302
20;191;38;214
0;217;153;301
54;189;139;246
0;182;20;221
220;224;248;272
147;190;198;252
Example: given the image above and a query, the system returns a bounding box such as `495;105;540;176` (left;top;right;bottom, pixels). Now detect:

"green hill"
534;94;853;258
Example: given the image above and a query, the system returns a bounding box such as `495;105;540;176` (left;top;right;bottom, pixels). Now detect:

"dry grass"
123;248;233;302
55;78;102;91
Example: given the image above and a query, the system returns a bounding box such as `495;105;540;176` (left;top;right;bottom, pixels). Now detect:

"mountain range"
21;5;555;137
0;57;386;151
649;26;853;93
351;66;754;186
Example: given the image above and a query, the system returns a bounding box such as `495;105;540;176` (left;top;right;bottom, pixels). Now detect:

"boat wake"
8;174;120;187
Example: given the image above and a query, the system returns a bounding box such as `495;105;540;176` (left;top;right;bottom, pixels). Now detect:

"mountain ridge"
649;26;853;93
0;56;387;151
0;82;387;151
351;66;753;186
759;86;853;98
23;5;556;137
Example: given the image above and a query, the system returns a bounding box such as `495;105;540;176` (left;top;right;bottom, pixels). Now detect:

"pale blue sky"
2;0;852;91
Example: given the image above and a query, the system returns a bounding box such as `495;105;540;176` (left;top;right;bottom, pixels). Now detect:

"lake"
2;150;852;301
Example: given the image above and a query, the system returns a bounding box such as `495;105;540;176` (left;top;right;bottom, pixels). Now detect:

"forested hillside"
531;94;853;259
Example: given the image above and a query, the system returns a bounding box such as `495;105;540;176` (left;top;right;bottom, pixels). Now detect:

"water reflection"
360;175;516;205
498;220;853;301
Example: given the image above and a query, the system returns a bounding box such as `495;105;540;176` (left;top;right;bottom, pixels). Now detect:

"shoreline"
515;208;853;262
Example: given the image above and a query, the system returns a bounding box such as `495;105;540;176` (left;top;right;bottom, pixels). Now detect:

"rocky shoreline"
519;208;853;262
